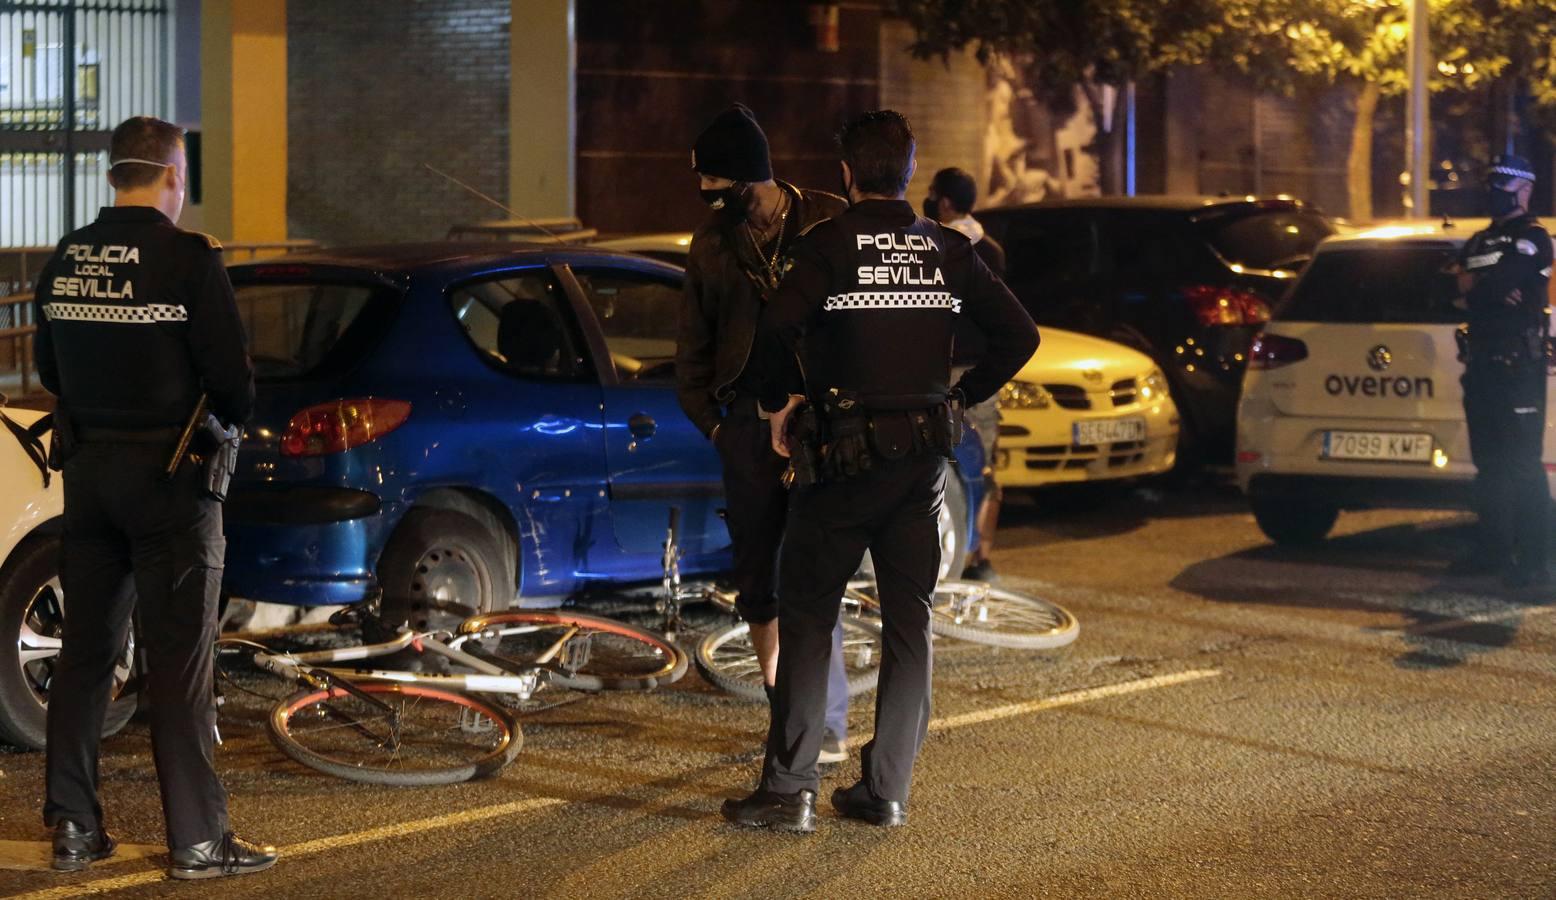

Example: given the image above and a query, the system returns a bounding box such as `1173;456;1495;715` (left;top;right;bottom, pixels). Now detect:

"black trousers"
45;442;230;849
762;454;945;802
1463;365;1549;576
715;412;790;625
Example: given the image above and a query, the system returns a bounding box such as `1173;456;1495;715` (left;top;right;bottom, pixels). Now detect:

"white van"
1235;219;1556;544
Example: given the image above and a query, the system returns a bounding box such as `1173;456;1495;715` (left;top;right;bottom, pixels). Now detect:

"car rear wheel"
378;508;517;632
0;536;137;750
1250;498;1339;546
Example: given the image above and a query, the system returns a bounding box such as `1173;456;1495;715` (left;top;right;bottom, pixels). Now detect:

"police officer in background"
33;116;276;878
1450;154;1553;589
677;104;855;762
925;167;1008;581
721;111;1038;831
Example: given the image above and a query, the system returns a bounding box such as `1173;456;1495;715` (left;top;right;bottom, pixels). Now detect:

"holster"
189;415;242;502
784;402;825;488
48;406;78;472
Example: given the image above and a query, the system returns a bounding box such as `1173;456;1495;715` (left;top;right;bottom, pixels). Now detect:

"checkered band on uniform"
1490;163;1536;182
42;303;189;323
822;291;963;313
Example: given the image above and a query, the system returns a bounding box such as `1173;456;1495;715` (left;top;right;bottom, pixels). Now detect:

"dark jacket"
756;198;1038;412
1459;213;1553;352
33;206;255;428
676;182;847;438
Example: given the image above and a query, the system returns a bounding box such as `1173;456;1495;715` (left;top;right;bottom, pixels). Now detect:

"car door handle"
628;414;657;439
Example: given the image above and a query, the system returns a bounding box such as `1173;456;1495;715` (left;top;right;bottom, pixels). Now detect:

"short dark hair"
839;110;915;197
108;116;183;189
930;168;978;214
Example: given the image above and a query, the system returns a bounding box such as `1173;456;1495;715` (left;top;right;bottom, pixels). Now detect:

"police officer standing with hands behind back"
33;116;277;879
1451;154;1553;590
721;110;1038;831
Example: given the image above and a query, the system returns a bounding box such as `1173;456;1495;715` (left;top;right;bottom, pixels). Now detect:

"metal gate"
1;0;169;249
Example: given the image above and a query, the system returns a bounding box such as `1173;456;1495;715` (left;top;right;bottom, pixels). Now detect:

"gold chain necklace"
745;193;790;289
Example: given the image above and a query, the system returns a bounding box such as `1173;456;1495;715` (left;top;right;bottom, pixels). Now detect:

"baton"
164;393;208;481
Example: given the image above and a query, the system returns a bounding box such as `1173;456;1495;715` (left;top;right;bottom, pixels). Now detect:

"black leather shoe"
168;833;278;880
831;781;908;827
720;788;817;832
52;820;116;872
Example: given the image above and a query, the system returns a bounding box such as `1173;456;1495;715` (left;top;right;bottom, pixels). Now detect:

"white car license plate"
1073;417;1146;446
1321;430;1433;463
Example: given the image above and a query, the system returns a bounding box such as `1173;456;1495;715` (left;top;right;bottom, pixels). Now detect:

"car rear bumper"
1244;472;1475;510
222;485;390;607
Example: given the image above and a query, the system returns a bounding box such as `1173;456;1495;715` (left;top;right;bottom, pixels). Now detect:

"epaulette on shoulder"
183;230;223;251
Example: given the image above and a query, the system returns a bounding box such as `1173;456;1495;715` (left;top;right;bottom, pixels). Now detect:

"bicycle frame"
251;627;546;701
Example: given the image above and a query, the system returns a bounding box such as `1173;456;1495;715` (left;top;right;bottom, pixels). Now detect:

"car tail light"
1182;285;1271;327
280;398;412;458
1237;450;1262;463
1247;332;1308;370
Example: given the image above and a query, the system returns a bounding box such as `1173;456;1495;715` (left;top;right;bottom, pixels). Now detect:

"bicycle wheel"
268;681;522;786
924;581;1079;649
460;610;688;691
694;616;882;702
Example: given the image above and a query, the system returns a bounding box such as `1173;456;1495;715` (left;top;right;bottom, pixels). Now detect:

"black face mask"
922;197;939;220
700;183;751;217
1489;187;1523;218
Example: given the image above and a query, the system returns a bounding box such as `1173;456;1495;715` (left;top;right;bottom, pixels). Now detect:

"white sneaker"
818;731;848;765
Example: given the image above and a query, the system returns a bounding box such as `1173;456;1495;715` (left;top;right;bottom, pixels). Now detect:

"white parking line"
9;670;1223;897
847;668;1224;749
6;796;565;899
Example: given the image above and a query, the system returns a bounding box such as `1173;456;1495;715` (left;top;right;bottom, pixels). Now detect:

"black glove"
823;413;872;481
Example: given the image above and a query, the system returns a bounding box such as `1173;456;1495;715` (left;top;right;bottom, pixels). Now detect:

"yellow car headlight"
1139;368;1168;403
998;381;1052;410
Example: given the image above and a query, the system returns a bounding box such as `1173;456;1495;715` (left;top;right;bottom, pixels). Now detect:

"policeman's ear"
905;157;917;190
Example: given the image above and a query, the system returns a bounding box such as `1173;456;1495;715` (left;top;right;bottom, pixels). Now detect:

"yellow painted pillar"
510;0;574;220
200;0;286;244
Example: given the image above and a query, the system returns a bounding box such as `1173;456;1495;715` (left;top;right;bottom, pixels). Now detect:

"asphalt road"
2;480;1553;899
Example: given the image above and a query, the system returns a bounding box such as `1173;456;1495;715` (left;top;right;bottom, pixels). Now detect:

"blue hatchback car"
220;244;983;627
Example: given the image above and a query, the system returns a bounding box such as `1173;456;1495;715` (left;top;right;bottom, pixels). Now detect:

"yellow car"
992;328;1179;488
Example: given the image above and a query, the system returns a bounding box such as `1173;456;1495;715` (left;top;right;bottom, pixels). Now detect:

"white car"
0;405;134;749
595;233;1181;491
993;328;1179;488
1236;219;1556;544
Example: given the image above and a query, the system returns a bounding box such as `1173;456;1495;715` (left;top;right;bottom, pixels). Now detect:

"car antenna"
422;162;563;242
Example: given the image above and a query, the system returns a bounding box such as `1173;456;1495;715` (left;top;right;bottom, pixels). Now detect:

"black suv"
975;197;1334;464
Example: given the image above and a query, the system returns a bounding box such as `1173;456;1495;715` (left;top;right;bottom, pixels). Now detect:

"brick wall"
575;0;882;235
878;19;986;210
287;0;510;245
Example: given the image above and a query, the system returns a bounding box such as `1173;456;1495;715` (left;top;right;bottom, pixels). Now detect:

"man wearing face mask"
32;116;273;878
675;104;854;761
1449;154;1553;588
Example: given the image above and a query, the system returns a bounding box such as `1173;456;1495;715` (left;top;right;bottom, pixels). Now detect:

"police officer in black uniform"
721;111;1038;830
33;116;276;878
1451;154;1554;588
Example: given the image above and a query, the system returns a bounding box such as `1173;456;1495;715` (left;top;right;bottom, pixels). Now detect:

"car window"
1275;247;1462;324
1101;212;1204;280
1199;210;1333;272
984;212;1098;285
447;270;584;380
233;281;393;381
573;268;682;383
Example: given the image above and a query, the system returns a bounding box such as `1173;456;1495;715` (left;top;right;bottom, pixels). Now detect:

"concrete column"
510;0;575;221
199;0;286;244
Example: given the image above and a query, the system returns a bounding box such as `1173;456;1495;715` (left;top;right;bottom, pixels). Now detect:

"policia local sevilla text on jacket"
751;197;1038;808
32;172;273;875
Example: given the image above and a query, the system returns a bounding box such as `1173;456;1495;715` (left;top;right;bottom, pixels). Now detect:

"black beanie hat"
692;104;773;183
